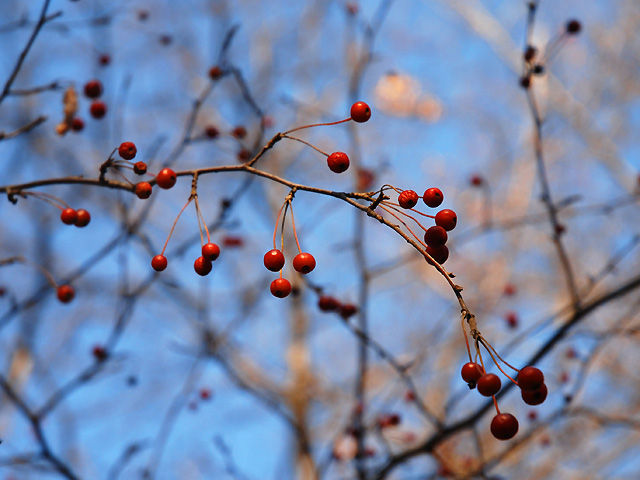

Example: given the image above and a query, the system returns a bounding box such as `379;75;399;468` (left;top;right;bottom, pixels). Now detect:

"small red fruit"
133;161;147;175
318;295;340;312
435;209;457;231
98;54;111;66
92;345;108;362
293;252;316;274
264;249;285;272
339;303;358;319
470;174;484;187
521;383;548;405
151;255;167;272
426;245;449;264
422;187;443;208
194;256;212;276
398;190;419;209
118;141;137;160
237;148;252;163
222;236;244;247
231;126;247;139
90;100;107;119
490;413;519;440
156;168;177;189
202;243;220;261
71;117;84;131
327;152;350;173
205;125;219;139
208;65;223;80
135;182;152;199
200;388;212;400
57;285;75;303
350;101;371;123
60;208;78;225
566;19;581;34
477;373;501;397
461;362;483;385
424;226;447;247
505;311;518;328
270;278;292;298
84;80;103;98
74;209;91;227
517;366;544;391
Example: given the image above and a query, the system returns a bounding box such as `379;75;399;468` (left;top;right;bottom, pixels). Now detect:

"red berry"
156;168;177;189
566;19;581;34
521;383;548;406
293;252;316;274
503;283;517;296
398;190;419;209
237;148;252;163
200;388;212;400
208;66;223;80
339;303;358;319
422;187;443;208
118;141;137;160
264;249;285;272
222;235;244;247
470;174;484;187
60;208;78;225
194;256;212;276
231;126;247;139
89;100;107;119
425;245;449;264
505;311;518;329
135;182;152;199
519;76;531;89
151;255;167;271
461;362;483;384
270;278;291;298
357;168;376;191
350;101;371;123
424;225;447;247
57;285;75;303
133;161;147;175
205;125;219;139
71;117;84;131
477;373;501;397
92;345;108;362
517;366;544;391
490;413;519;440
74;209;91;227
377;413;400;428
98;54;111;66
327;152;350;173
435;209;457;231
84;80;103;98
202;243;220;261
318;295;340;312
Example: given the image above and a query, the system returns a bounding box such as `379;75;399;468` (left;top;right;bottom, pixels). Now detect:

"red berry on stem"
90;100;107;119
202;243;220;261
264;249;285;272
490;413;519;440
423;187;443;208
194;256;212;276
318;295;340;312
517;366;544;391
237;148;252;163
57;285;75;303
133;161;147;175
231;126;247;139
208;66;223;80
74;209;91;227
151;255;167;272
424;226;447;247
435;209;457;231
71;117;84;131
270;278;292;298
84;80;103;98
92;345;108;361
461;362;484;384
327;152;350;173
156;168;177;189
398;190;419;209
350;101;371;123
293;252;316;274
566;19;582;34
60;208;78;225
426;245;449;264
135;182;152;199
118;141;137;160
205;125;219;139
339;303;358;319
477;373;502;397
521;383;548;405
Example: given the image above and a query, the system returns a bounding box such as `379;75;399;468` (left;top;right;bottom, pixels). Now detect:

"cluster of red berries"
84;79;107;119
114;141;178;199
60;207;91;227
317;294;358;320
324;102;371;173
152;242;221;277
264;249;316;298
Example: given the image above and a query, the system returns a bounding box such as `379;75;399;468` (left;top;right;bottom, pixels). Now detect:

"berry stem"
281;134;330;157
160;198;193;256
460;314;473;362
377;204;429;251
22;191;68;209
384;201;435;219
479;337;520;373
273;200;287;249
478;338;519;385
283;117;350;135
288;199;302;254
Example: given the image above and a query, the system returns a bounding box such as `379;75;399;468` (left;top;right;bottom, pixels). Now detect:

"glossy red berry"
57;285;75;303
398;190;419;209
151;255;167;272
522;383;548;405
231;126;247;139
350;101;371;123
133;161;147;175
270;278;292;298
477;373;502;397
71;117;84;131
194;256;212;276
422;187;443;208
264;249;285;272
424;226;447;247
517;366;544;391
339;303;358;319
490;413;519;440
293;252;316;274
202;243;220;261
318;295;340;312
84;79;103;98
435;209;457;231
74;209;91;227
89;100;107;119
208;65;223;80
461;362;484;384
118;141;137;160
327;152;350;173
135;182;152;199
60;208;78;225
205;125;219;139
426;245;449;264
156;168;177;189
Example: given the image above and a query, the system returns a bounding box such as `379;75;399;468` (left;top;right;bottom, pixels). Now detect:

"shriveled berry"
423;187;443;208
318;295;340;312
84;79;103;98
293;252;316;274
202;243;220;261
151;255;167;272
133;161;147;175
60;208;78;225
74;209;91;227
517;366;544;391
156;168;177;189
270;278;292;298
264;249;285;272
477;373;501;397
490;413;519;440
118;141;137;160
71;117;84;131
339;303;358;319
327;152;350;173
194;256;212;276
435;209;457;231
461;362;484;384
566;19;581;34
57;284;75;303
350;101;371;123
521;383;548;405
398;190;419;209
426;245;449;264
90;100;107;118
424;226;447;247
135;182;152;199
